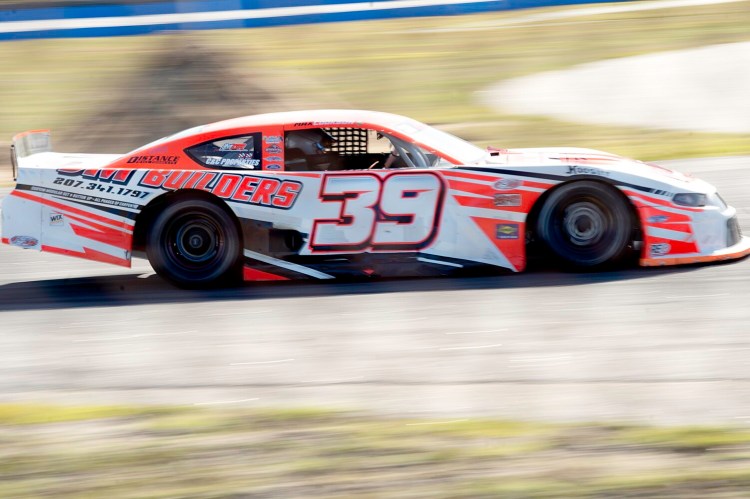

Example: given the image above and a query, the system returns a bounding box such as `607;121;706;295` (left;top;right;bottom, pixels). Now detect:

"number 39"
310;172;444;253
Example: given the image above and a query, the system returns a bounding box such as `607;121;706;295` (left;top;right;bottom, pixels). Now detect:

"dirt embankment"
1;37;323;184
60;39;293;154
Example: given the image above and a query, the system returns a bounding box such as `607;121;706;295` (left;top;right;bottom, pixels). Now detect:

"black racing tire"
146;198;242;288
536;181;634;268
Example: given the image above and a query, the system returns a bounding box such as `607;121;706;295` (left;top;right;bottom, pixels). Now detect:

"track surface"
1;157;749;425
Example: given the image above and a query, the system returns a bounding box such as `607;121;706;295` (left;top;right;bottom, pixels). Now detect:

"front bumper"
640;234;750;266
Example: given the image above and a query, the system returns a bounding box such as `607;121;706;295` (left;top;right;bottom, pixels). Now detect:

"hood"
484;146;696;185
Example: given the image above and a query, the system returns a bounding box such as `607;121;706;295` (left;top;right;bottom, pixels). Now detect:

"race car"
3;110;749;287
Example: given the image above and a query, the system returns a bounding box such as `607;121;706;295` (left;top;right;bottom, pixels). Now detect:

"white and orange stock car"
3;110;749;287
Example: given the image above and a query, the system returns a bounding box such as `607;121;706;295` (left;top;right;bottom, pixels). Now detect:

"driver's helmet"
285;129;339;170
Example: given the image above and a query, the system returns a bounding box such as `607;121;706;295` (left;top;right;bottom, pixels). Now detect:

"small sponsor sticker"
265;145;282;154
493;178;522;190
9;235;39;248
49;212;64;226
126;155;179;165
266;156;283;163
264;135;283;144
496;223;519;240
265;164;282;170
205;156;260;168
566;165;610;177
493;193;522;207
647;215;670;223
650;242;671;257
220;143;248;151
313;121;355;126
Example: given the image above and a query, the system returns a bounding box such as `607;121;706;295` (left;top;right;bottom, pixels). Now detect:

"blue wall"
0;0;625;41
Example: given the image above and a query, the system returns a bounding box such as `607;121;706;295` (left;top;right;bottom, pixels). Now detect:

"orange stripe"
641;247;750;267
243;266;290;281
447;178;493;195
441;170;499;183
11;190;134;230
41;244;131;267
70;222;132;250
622;189;701;212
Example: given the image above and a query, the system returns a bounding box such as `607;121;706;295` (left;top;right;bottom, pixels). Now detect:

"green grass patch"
0;403;179;425
1;1;749;162
616;425;750;452
1;402;750;497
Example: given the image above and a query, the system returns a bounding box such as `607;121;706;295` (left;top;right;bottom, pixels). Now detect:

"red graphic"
310;172;444;253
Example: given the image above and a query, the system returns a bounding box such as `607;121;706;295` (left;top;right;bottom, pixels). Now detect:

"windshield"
396;122;485;165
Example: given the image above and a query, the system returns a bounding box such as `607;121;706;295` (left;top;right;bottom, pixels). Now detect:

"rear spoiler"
10;129;51;180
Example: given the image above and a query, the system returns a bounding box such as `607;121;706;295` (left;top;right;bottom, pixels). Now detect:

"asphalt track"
0;156;748;425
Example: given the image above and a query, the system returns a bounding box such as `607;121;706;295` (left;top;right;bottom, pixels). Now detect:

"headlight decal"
672;193;707;207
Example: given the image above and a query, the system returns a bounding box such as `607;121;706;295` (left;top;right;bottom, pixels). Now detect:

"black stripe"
14;183;140;220
454;167;669;196
454;167;567;183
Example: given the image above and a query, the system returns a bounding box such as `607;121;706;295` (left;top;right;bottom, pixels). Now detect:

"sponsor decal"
495;223;519;240
493;178;522;190
57;169;136;185
264;135;283;144
265;164;282;170
493;193;522;207
126;155;179;165
566;165;610;177
313;121;355;126
30;184;142;209
647;215;670;223
49;212;64;226
138;171;302;209
205;156;260;168
220;143;248;151
9;235;39;248
266;156;283;163
265;145;282;154
293;122;312;127
650;242;671;257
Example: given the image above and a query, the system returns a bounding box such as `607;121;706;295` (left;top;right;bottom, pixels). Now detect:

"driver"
285;129;340;171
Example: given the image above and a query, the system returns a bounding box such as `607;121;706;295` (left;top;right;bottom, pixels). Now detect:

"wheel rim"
165;212;225;272
538;182;634;268
563;201;605;247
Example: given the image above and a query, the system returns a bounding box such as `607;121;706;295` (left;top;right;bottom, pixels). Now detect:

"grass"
0;403;179;425
1;403;750;497
616;425;750;452
1;0;749;164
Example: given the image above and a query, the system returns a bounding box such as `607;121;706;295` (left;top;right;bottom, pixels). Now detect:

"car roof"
201;109;418;133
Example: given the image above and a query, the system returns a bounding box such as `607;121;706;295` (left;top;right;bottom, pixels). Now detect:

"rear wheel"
146;199;241;287
536;181;633;268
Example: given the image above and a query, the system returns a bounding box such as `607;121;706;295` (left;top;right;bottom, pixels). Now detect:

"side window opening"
283;127;436;171
186;133;262;170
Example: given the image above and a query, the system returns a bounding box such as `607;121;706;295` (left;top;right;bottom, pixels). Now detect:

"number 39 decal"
310;172;445;253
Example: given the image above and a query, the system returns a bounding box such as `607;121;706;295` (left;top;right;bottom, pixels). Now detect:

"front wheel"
146;198;241;287
536;181;634;268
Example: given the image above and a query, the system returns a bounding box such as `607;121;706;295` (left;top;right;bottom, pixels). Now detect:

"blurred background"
2;0;750;496
1;0;749;174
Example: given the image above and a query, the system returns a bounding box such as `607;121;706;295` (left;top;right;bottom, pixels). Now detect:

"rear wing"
10;130;51;180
